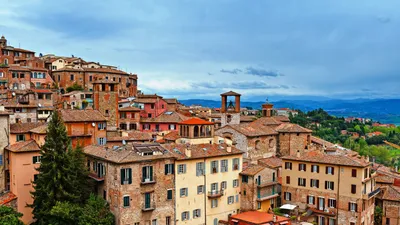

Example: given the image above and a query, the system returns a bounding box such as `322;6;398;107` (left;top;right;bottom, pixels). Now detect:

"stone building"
118;106;141;131
380;185;400;225
163;143;243;225
61;90;93;109
84;143;175;225
0;106;12;192
281;151;378;225
93;80;119;128
220;91;241;127
140;111;189;135
240;164;280;212
133;94;168;119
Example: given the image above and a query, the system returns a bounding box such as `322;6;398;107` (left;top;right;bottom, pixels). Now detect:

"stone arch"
194;125;199;137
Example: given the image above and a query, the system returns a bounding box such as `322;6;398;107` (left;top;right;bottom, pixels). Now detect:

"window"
142;166;153;182
221;181;227;190
166;217;171;225
97;137;106;145
325;181;334;190
119;123;127;130
89;76;92;81
221;159;228;172
326;166;335;175
242;175;248;183
211;160;218;173
197;185;204;194
193;209;201;218
286;176;290;184
148;113;152;118
120;112;126;119
169;124;175;130
34;174;38;182
120;168;132;184
105;110;109;115
16;134;25;142
328;198;336;208
178;164;186;174
20;73;25;78
70;74;74;81
352;169;357;177
236;194;239;202
211;182;218;192
228;196;234;205
152;219;157;225
144;192;152;209
349;202;357;212
233;158;240;170
285;162;292;170
307;195;315;204
311;165;319;173
211;199;218;208
167;190;173;200
180;188;188;197
310;179;319;188
257;201;261;209
386;218;390;225
284;192;292;201
196;162;205;176
150;104;155;109
298;178;306;187
299;163;306;171
165;164;174;175
123;196;130;207
181;211;189;221
12;72;18;78
233;179;239;187
328;218;335;225
0;72;3;78
33;156;42;164
98;123;106;130
351;184;357;194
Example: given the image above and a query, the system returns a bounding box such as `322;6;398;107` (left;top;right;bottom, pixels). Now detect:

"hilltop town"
0;35;399;225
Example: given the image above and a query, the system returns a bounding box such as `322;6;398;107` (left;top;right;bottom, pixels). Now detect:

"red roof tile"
275;123;312;133
5;139;40;152
230;211;290;224
10;122;46;134
0;192;17;205
282;151;370;167
179;117;214;125
258;156;283;168
163;143;242;160
240;164;267;176
60;109;106;122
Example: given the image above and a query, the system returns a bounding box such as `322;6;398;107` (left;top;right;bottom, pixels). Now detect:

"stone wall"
221;113;240;127
278;133;309;156
247;136;277;163
0;116;9;192
383;200;400;225
215;127;247;157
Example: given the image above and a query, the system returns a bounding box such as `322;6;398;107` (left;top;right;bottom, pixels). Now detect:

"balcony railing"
256;192;279;201
142;202;156;211
363;187;381;199
257;180;278;188
207;190;224;198
140;178;156;185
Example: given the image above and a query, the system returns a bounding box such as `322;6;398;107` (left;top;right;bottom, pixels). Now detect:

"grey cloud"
220;68;242;74
192;81;289;90
245;67;283;77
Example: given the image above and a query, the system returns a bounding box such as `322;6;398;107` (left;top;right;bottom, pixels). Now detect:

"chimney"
185;146;191;158
227;146;232;153
296;150;301;158
273;215;277;222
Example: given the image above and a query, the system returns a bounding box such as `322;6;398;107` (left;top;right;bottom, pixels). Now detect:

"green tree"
69;143;92;204
66;83;84;93
374;206;383;225
0;206;24;225
48;202;82;225
78;194;115;225
30;111;80;225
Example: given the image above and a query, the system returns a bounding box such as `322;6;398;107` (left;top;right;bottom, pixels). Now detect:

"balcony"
88;173;104;182
256;192;279;201
142;202;155;211
140;178;156;185
308;207;337;216
207;190;224;198
257;181;278;188
363;187;380;200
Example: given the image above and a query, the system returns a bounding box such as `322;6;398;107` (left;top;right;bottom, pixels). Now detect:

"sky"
1;0;400;101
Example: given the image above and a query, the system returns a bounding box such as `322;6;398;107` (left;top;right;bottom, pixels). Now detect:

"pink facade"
139;98;168;118
140;123;178;133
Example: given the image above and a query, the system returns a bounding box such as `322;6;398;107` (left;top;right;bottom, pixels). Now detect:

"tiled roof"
5;139;40;152
250;117;283;126
227;123;278;137
107;131;153;142
30;124;48;134
179;117;214;125
163;143;242;160
273;115;290;122
282;151;370;167
55;67;129;75
258;156;282;168
221;91;241;96
32;89;53;93
164;98;178;104
91;79;119;84
275;123;312;133
118;106;141;112
376;173;394;184
230;211;289;224
0;192;17;205
141;111;189;124
133;98;157;104
60;109;106;122
382;185;400;201
311;136;334;147
240;164;266;176
240;116;257;122
84;143;174;164
10;122;46;134
163;131;180;141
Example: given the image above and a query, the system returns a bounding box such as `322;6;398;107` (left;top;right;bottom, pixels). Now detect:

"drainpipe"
336;166;341;225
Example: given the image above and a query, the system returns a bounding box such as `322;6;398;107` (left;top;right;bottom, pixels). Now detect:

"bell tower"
93;79;119;128
0;36;7;48
262;98;274;117
221;91;241;127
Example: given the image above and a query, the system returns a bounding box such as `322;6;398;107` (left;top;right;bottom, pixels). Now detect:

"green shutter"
142;167;146;182
150;166;153;181
121;169;125;185
128;168;132;184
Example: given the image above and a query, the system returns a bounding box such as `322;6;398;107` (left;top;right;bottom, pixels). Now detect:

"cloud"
220;68;242;74
192;81;289;90
245;67;283;77
376;16;391;24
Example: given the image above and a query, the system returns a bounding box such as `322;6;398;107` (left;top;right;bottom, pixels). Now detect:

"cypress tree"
30;111;79;225
69;143;92;203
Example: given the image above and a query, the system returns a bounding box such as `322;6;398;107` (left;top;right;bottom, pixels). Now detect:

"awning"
280;204;297;210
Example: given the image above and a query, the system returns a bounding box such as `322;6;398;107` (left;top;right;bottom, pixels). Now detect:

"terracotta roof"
373;163;400;179
226;123;278;137
382;185;400;201
164;98;178;104
91;79;119;84
282;151;370;167
60;109;106;122
84;143;174;164
179;117;214;125
107;131;153;142
163;131;180;141
118;106;141;112
273;115;290;122
376;173;394;184
5;139;40;152
10;122;46;134
133;98;158;104
221;91;241;96
250;117;283;126
163;143;243;160
311;136;334;147
258;156;282;168
240;116;257;122
275;123;312;133
141;111;189;124
3;46;35;53
32;89;53;93
30;124;48;134
240;164;267;176
230;211;290;224
55;67;129;75
0;192;17;205
137;94;163;98
62;90;91;97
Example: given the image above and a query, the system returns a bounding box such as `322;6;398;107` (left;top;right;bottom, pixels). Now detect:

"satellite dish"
92;123;96;127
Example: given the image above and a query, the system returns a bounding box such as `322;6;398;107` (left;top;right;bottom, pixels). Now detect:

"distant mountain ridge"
179;98;400;125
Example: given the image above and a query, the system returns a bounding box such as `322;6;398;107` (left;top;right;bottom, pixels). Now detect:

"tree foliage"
66;83;84;93
0;206;24;225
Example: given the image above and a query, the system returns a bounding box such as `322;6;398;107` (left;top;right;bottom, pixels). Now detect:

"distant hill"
179;99;400;125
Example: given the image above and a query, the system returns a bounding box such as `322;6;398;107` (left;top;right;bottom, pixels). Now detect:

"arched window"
227;114;232;123
194;126;199;137
4;59;8;65
214;218;218;225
